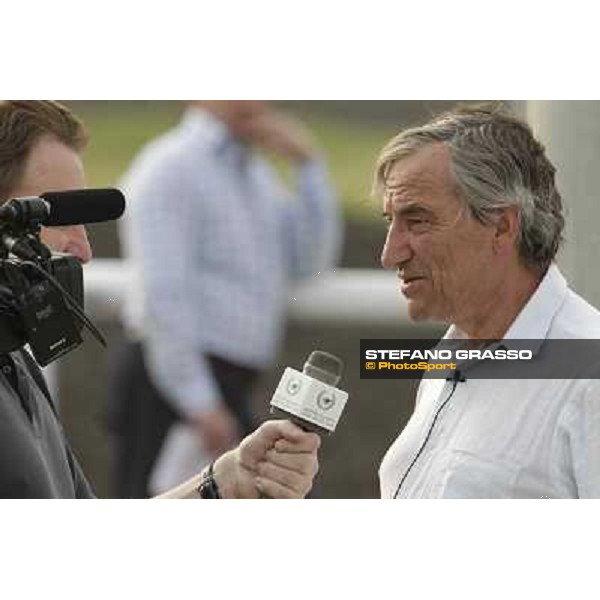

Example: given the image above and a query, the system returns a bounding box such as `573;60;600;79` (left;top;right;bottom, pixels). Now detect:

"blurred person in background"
111;101;341;498
0;100;321;498
375;104;600;498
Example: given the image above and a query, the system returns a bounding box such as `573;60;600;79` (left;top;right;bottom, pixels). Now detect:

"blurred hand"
238;110;316;163
190;408;240;458
213;420;321;498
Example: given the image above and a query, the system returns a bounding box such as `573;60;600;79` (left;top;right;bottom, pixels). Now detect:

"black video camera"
0;189;125;366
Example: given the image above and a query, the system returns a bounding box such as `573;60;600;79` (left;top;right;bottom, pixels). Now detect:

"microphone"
41;188;125;225
0;188;125;227
270;350;349;435
446;369;466;383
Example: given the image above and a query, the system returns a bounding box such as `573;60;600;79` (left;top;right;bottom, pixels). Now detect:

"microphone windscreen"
303;350;343;386
40;188;126;226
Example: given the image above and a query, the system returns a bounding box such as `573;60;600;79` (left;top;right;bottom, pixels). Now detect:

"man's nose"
380;224;412;270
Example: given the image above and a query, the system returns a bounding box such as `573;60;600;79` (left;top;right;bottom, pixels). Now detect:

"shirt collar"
443;264;569;355
180;106;236;152
502;264;568;345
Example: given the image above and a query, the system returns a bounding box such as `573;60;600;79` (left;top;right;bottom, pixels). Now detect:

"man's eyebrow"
390;201;433;216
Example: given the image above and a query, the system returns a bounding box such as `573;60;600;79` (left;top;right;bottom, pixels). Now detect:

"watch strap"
197;461;221;499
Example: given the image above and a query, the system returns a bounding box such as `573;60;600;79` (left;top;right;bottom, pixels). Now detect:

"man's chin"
406;302;452;329
406;301;427;322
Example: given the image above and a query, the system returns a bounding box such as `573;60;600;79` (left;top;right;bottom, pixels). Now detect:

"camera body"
0;201;97;366
0;189;124;365
0;253;85;365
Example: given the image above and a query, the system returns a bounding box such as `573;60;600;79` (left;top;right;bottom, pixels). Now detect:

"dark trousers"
108;342;259;499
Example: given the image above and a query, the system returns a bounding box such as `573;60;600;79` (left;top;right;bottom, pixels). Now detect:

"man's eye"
407;218;431;231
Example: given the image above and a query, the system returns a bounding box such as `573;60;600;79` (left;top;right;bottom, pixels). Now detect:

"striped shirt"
119;107;342;416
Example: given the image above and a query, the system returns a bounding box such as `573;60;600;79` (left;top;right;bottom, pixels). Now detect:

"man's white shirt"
380;265;600;498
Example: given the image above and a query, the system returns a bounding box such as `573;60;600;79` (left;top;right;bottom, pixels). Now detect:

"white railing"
44;261;414;396
82;260;411;325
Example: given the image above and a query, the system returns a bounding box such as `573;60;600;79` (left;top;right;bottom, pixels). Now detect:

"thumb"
239;420;320;468
266;419;322;452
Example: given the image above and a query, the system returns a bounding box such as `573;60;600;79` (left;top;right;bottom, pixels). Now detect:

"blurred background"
55;100;596;498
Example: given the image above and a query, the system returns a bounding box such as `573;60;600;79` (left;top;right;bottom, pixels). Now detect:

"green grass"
69;101;392;221
72;101;181;186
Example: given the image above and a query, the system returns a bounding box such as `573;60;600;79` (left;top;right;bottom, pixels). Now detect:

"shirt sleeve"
17;349;97;498
282;157;343;279
555;380;600;498
120;155;222;418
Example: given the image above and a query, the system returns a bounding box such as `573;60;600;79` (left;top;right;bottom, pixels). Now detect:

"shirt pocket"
438;449;521;499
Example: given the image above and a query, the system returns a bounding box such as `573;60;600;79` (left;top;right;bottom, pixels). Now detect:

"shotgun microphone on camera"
0;188;125;227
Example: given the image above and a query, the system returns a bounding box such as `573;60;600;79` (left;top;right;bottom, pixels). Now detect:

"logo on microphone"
317;390;336;411
286;378;302;395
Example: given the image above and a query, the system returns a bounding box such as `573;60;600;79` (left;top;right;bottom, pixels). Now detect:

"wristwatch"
197;462;222;499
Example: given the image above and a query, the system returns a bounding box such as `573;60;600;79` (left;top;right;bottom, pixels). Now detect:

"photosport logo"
360;339;600;380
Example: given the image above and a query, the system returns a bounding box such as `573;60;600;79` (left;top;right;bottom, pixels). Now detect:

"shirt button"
2;365;12;374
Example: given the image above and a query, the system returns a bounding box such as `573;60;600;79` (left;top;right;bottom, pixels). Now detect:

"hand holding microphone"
213;420;322;499
212;351;349;498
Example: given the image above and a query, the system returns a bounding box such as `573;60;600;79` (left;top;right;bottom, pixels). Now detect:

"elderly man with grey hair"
375;105;600;499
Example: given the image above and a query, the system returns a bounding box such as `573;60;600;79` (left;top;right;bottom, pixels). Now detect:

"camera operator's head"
0;101;92;263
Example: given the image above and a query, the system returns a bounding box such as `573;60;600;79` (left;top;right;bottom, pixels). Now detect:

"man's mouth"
399;274;427;296
398;272;426;284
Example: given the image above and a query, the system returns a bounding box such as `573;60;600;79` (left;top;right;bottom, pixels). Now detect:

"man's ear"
493;206;520;255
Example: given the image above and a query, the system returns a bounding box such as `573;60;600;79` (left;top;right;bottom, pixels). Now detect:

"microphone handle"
269;406;330;436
